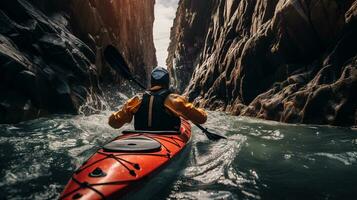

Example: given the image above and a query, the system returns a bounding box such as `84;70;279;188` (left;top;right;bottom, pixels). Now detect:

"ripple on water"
312;152;357;166
49;139;78;151
170;190;237;200
1;111;357;200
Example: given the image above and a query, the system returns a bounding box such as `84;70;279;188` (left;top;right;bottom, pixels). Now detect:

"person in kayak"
108;67;207;131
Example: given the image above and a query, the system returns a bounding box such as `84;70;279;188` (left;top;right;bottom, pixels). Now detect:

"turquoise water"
0;110;356;199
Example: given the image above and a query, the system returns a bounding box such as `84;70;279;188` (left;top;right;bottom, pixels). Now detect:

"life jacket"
134;89;181;131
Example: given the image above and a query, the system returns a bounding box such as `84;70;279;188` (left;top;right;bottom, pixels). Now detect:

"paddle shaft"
129;77;210;133
104;45;226;140
129;76;225;140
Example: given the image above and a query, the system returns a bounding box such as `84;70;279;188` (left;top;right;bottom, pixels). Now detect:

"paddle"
104;45;227;141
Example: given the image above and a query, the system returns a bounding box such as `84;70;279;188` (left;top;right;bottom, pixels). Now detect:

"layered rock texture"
0;0;156;123
167;0;357;126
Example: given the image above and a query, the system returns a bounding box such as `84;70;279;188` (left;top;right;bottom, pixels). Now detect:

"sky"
153;0;179;67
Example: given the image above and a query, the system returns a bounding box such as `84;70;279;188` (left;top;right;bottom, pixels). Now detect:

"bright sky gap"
153;0;179;68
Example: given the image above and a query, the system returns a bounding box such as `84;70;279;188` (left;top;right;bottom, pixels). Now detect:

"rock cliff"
68;0;157;82
167;0;357;126
0;0;156;123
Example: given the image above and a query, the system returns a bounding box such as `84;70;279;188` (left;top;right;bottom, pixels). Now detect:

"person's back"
108;67;207;130
134;87;181;131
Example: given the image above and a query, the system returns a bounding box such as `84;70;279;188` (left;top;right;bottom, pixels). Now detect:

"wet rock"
0;1;90;123
0;0;157;123
168;0;357;126
0;91;38;124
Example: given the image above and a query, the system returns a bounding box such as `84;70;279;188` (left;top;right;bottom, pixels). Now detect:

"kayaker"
108;67;207;130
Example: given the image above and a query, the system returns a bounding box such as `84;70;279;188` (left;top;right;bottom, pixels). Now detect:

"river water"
0;92;356;200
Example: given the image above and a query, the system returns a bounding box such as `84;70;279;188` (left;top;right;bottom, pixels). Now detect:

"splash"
0;107;356;199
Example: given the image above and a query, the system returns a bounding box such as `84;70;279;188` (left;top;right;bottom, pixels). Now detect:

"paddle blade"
204;130;227;141
104;45;220;141
194;123;227;141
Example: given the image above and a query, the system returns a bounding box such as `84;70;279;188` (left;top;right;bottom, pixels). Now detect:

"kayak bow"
60;119;191;200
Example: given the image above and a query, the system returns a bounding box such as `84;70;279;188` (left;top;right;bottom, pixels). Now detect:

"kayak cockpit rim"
122;130;181;135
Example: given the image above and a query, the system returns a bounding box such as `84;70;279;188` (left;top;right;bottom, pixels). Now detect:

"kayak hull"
60;119;191;200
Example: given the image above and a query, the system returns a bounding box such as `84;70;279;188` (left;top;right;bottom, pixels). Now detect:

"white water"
1;105;356;199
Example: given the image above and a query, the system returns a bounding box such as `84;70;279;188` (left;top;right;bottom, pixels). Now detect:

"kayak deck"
60;119;191;200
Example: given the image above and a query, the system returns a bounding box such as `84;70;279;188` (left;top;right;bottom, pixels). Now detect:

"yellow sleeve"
108;96;142;129
164;94;207;124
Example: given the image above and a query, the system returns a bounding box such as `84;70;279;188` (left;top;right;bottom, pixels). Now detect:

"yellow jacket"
108;89;207;129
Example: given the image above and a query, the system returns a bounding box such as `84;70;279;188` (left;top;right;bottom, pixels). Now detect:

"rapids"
0;90;356;199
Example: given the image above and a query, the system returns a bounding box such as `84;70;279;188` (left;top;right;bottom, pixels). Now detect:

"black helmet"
151;67;170;87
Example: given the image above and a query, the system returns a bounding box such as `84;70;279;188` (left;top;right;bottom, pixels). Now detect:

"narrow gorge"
1;1;357;199
0;0;156;123
167;0;357;127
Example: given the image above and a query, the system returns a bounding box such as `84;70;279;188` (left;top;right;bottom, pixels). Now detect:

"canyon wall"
167;0;357;126
68;0;157;82
166;1;214;92
0;0;156;123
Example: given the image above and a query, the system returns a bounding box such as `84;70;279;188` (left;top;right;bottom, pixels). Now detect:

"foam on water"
0;95;356;199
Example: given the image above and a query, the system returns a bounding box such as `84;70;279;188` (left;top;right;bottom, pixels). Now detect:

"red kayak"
59;119;191;200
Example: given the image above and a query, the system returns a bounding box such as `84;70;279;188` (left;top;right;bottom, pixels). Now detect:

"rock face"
167;0;357;126
68;0;157;83
167;1;214;92
0;0;156;123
